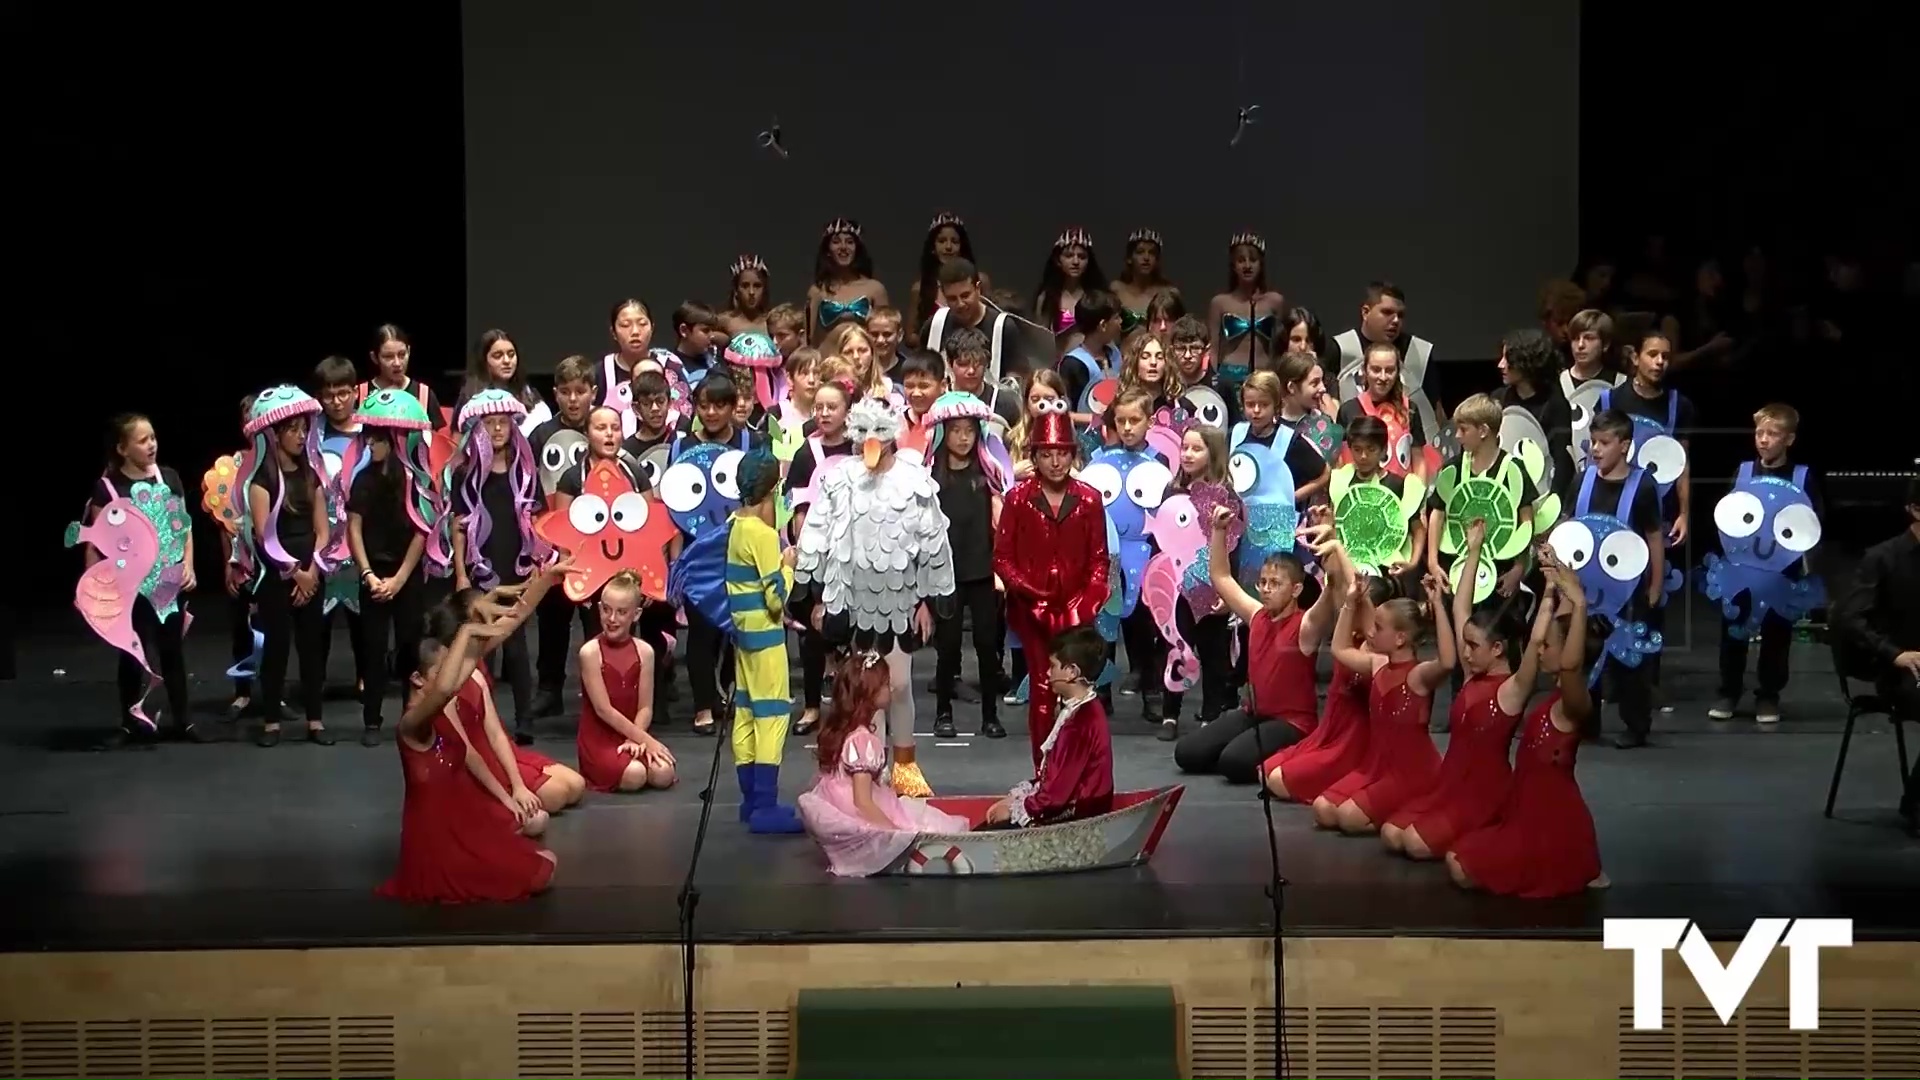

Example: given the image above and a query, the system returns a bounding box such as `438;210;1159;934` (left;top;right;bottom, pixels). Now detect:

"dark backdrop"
18;1;1905;612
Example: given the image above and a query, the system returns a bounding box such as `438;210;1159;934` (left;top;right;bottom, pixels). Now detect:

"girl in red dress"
1449;561;1608;897
1313;567;1452;834
1382;523;1547;859
451;665;586;818
379;563;569;904
577;570;678;794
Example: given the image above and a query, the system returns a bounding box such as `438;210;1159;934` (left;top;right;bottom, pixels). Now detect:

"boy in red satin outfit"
984;626;1115;827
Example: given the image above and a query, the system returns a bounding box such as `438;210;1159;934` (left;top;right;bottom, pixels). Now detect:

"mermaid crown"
1054;226;1093;250
729;253;767;277
928;211;964;231
1230;231;1265;252
1128;228;1162;246
822;217;862;238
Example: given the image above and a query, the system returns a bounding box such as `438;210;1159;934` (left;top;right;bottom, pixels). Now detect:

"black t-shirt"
529;415;589;458
669;421;765;456
784;437;854;511
920;301;1025;376
1579;467;1663;536
251;464;318;564
347;465;417;569
90;466;187;516
1056;343;1121;413
1604;383;1696;437
454;468;530;584
1498;384;1576;496
556;455;648;499
1237;424;1329;488
935;460;994;583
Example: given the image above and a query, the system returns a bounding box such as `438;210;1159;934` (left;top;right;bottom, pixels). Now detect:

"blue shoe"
1011;675;1030;705
736;764;755;824
747;763;804;834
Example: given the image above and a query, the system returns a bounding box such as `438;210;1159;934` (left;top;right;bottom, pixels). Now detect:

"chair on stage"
1824;639;1912;818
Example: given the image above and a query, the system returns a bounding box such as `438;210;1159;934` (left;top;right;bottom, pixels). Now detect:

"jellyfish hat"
355;385;453;580
240;386;344;580
925;391;1011;493
724;330;785;411
453;388;547;587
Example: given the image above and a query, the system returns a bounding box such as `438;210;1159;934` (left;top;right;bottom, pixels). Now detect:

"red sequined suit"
994;477;1110;764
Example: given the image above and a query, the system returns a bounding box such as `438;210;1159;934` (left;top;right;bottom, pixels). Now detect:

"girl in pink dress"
1313;565;1451;834
1382;525;1549;859
1449;561;1608;897
797;651;969;876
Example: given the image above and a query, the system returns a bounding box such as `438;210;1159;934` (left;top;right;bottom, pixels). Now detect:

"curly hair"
814;651;895;772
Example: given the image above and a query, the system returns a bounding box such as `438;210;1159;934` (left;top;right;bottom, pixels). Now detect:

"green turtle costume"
1496;406;1563;533
1435;454;1536;603
1329;464;1426;575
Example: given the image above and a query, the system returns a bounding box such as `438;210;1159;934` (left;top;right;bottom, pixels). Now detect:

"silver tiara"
1128;228;1162;246
1230;231;1265;252
928;211;964;231
822;217;862;238
1054;226;1093;249
729;253;767;276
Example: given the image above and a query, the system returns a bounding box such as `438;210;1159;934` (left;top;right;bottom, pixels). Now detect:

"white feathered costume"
792;398;955;797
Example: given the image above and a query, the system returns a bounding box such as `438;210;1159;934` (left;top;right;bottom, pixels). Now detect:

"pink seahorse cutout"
1143;494;1206;578
66;488;164;729
1142;551;1196;693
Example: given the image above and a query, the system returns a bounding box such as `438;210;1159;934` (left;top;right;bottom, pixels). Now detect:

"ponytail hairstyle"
105;412;154;477
1379;596;1434;647
815;650;895;772
1466;602;1529;671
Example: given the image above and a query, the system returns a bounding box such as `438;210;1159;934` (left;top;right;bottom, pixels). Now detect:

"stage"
2;605;1916;1077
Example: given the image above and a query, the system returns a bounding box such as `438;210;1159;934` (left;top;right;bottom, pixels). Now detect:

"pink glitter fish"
65;485;164;729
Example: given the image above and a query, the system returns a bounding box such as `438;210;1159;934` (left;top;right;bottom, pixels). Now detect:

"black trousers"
683;608;733;716
935;579;1002;723
229;586;255;697
1585;603;1665;738
1718;609;1793;700
801;627;829;709
1882;675;1919;818
256;571;326;723
1172;708;1304;783
358;568;426;728
318;600;365;691
117;595;190;730
1162;602;1234;724
535;588;597;691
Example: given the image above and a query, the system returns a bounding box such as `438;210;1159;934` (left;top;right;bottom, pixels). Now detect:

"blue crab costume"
1077;444;1173;618
1225;426;1300;593
1699;462;1825;640
1547;467;1680;684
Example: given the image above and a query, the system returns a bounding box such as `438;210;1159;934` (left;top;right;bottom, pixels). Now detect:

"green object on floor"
795;984;1177;1078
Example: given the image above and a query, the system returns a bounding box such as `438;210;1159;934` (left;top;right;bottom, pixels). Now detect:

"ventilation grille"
1617;1007;1920;1079
0;1016;395;1079
1189;1005;1497;1079
516;1010;790;1079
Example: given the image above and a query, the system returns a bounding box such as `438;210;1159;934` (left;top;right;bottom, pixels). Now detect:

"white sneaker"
1755;699;1781;724
1707;697;1737;720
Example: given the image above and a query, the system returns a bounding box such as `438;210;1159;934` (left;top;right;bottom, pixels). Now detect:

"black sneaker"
514;727;536;746
175;723;218;744
360;726;383;748
306;724;337;747
1157;719;1179;742
530;689;563;718
981;718;1006;739
1612;731;1647;749
933;714;957;739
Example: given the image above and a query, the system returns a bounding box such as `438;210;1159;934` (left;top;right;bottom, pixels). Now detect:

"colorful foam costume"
1495;406;1565;532
993;402;1112;765
1547;467;1674;682
925;391;1013;492
1700;462;1825;639
66;478;169;728
1561;373;1622;468
317;409;367;614
660;441;747;539
1077;444;1172;618
1335;330;1447;461
202;450;264;678
355;386;452;579
1338;391;1441;479
1182;481;1244;616
601;347;690;439
723;329;785;412
1433;455;1535;603
1225;430;1300;593
240;387;346;585
535;428;588;509
1597;388;1688;533
533;459;678;602
450;389;543;587
792;398;957;796
1298;412;1345;464
724;447;804;834
1329;464;1427;576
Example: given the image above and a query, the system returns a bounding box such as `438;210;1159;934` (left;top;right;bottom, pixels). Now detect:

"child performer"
1156;425;1243;744
451;389;547;741
1449;560;1607;896
576;570;677;793
528;355;598;716
993;400;1111;765
379;560;570;904
218;394;260;718
1427;394;1538;603
1383;522;1542;859
348;386;447;745
927;392;1008;740
728;447;804;832
1267;551;1395;804
1175;498;1341;775
446;630;586;818
242;387;344;747
1335;340;1430;476
1574;409;1666;747
359;323;447;429
983;627;1116;827
314;355;370;695
797;651;971;875
81;414;203;743
1314;574;1451;834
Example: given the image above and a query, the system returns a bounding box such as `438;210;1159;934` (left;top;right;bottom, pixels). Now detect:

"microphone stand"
1244;640;1290;1080
677;691;733;1079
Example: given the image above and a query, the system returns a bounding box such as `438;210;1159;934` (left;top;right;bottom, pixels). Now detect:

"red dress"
1386;673;1520;853
1265;664;1369;802
1320;659;1441;822
577;633;644;793
458;671;558;792
1451;695;1602;898
377;709;554;904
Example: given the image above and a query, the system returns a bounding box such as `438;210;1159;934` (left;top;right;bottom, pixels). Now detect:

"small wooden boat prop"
878;786;1184;876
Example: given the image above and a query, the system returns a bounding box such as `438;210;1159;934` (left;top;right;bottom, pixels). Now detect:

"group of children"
67;239;1830;900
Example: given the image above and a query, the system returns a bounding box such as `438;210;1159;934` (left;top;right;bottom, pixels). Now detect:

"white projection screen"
462;0;1579;371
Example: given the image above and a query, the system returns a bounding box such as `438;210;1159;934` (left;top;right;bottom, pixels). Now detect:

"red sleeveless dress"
1450;695;1601;898
1386;672;1520;853
459;670;559;791
578;634;645;793
1264;664;1370;802
1320;659;1440;822
377;708;554;904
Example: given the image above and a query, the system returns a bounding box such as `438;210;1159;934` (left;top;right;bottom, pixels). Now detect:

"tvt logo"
1604;918;1853;1031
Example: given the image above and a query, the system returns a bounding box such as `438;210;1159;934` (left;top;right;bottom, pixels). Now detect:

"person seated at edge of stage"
1835;474;1920;836
982;627;1115;829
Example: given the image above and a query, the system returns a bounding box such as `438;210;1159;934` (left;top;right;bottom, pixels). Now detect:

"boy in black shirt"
528;356;599;716
1495;328;1575;501
941;325;1021;439
1574;409;1666;748
674;301;720;389
621;370;675;480
1601;330;1696;548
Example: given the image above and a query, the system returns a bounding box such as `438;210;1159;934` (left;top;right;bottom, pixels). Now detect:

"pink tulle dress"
797;727;969;877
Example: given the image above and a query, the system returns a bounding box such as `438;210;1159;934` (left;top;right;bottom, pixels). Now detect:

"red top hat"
1029;404;1077;450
